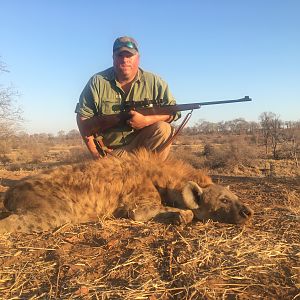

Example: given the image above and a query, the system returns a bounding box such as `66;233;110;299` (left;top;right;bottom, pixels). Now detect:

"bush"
170;147;206;169
203;143;214;156
0;140;12;155
18;143;49;163
204;142;257;170
0;154;11;166
61;147;91;163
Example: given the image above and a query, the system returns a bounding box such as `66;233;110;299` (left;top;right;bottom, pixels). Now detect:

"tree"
66;129;80;139
269;114;283;159
194;119;218;134
228;118;249;135
248;121;260;134
283;121;299;166
259;112;272;155
57;130;66;138
0;59;23;137
259;112;283;158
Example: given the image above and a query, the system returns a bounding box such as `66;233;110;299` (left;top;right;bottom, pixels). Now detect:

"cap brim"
114;47;137;55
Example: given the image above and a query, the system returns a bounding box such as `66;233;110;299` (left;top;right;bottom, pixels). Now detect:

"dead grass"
0;174;299;299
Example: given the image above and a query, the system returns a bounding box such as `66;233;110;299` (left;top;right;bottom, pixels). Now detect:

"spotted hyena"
0;150;253;233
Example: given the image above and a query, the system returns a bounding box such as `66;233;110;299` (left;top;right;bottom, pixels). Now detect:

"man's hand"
127;110;150;129
127;110;174;130
77;114;111;159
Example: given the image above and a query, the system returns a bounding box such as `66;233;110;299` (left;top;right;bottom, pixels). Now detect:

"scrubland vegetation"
0;114;299;178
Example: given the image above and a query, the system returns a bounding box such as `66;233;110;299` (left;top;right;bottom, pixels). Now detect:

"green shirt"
76;67;180;148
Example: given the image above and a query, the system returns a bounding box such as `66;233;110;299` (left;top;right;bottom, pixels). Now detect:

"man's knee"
147;121;172;138
125;121;174;155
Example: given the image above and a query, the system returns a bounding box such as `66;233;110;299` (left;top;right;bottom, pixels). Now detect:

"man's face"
113;51;140;81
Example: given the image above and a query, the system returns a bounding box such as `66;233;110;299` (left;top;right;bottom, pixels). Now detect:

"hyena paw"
177;210;194;225
166;210;194;225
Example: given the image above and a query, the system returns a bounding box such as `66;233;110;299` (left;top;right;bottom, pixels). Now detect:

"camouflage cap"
113;36;139;55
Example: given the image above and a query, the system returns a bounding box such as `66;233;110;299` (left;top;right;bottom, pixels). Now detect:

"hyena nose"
239;206;253;219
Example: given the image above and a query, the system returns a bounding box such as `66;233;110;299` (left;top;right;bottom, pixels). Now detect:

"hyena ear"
182;181;203;209
226;185;230;190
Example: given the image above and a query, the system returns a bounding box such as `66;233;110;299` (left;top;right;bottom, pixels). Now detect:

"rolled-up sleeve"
75;77;100;118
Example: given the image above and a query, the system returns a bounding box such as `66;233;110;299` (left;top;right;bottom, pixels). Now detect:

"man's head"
113;36;139;55
113;36;140;82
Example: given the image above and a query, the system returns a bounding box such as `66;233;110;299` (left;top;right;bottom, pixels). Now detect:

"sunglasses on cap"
113;41;138;52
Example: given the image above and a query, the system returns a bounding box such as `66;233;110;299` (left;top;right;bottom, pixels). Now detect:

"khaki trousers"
112;121;174;161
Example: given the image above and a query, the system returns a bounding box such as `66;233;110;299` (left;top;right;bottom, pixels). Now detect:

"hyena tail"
0;213;66;234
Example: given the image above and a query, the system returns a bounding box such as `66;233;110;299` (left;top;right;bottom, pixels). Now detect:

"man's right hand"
77;114;102;159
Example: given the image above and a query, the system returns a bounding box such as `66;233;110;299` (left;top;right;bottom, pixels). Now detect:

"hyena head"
181;182;253;225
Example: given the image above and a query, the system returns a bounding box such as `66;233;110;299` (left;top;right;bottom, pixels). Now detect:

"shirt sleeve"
155;76;181;122
75;76;100;118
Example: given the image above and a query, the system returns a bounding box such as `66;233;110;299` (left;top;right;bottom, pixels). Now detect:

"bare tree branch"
0;59;23;137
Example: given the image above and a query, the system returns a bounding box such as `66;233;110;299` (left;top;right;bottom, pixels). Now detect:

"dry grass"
0;174;299;299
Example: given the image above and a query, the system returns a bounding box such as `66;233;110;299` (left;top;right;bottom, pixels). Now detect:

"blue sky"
0;0;299;134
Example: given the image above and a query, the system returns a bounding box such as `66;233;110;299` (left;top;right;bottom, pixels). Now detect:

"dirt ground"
0;166;299;299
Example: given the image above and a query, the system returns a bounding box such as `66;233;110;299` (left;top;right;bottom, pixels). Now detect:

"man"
76;36;180;160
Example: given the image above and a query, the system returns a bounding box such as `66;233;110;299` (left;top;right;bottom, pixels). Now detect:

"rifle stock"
81;96;251;136
81;114;128;136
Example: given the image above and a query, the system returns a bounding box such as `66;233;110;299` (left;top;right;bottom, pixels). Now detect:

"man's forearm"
82;135;101;159
77;114;101;159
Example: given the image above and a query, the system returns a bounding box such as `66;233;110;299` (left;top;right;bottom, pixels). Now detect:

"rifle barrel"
196;96;252;106
136;96;252;115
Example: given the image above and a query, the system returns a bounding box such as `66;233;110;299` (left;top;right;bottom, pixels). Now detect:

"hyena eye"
220;198;230;204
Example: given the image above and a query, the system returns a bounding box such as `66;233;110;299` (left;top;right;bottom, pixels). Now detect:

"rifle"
80;96;252;136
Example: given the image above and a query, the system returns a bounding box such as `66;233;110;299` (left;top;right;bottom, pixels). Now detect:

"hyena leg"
153;207;194;225
130;206;194;225
126;183;194;225
0;212;72;234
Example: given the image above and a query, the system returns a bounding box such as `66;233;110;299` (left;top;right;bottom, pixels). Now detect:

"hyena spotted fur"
0;150;253;233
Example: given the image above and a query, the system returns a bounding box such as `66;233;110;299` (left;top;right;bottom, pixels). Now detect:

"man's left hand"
127;110;150;129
